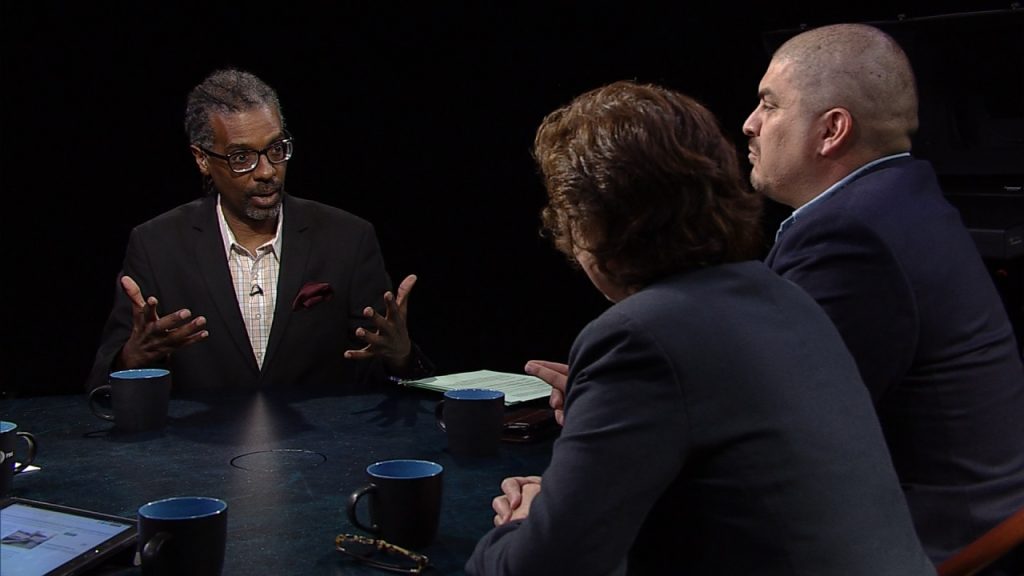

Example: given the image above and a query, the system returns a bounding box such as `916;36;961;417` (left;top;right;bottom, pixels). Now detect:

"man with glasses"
87;68;431;393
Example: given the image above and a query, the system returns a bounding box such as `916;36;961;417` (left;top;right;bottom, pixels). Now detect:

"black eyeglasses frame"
198;132;294;174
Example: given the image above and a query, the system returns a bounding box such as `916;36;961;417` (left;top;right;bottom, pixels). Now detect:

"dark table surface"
2;387;555;575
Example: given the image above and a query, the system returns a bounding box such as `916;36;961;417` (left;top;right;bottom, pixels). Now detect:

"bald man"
744;23;1024;571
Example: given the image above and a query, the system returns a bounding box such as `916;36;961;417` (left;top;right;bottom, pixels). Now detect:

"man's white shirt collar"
216;195;284;257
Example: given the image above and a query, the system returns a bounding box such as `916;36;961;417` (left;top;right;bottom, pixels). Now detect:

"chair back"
936;506;1024;576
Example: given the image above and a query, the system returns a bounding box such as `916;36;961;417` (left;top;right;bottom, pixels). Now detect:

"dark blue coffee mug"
347;459;444;548
1;421;37;496
89;368;172;433
138;496;228;576
435;388;506;457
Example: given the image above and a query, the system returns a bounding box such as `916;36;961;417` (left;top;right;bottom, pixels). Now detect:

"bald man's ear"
818;107;854;157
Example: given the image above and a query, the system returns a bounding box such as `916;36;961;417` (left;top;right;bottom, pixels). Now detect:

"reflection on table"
3;387;555;575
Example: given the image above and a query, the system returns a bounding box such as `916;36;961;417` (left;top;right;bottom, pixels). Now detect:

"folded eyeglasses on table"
335;533;432;574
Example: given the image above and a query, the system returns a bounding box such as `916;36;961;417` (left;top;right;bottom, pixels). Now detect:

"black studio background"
3;1;1020;396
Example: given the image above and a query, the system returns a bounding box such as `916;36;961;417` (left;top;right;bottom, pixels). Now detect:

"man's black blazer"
87;193;396;393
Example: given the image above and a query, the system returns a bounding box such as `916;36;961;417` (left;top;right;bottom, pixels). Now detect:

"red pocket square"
292;282;334;310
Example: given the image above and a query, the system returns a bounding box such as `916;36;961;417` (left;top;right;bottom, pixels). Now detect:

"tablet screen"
1;498;136;576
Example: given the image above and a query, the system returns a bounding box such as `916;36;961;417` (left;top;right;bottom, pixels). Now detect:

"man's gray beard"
245;201;282;221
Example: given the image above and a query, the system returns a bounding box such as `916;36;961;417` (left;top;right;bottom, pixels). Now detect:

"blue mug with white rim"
138;496;228;576
435;388;506;457
347;459;444;548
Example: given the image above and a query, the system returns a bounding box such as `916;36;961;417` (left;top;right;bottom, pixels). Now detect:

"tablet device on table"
0;497;137;576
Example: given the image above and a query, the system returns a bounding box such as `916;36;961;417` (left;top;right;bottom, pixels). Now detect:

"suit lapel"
263;195;313;373
764;243;780;267
763;157;913;269
191;195;259;371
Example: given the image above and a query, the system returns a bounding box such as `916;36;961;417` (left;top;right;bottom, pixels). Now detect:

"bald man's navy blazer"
766;156;1024;566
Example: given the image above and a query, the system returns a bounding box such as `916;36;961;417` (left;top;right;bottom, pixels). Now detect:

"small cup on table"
0;421;38;496
347;459;444;550
88;368;172;433
137;496;228;576
435;388;506;457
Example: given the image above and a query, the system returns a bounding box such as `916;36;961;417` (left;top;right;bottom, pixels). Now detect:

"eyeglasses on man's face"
200;132;294;174
335;533;431;574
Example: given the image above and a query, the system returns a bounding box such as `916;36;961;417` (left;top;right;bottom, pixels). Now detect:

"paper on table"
400;370;552;406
